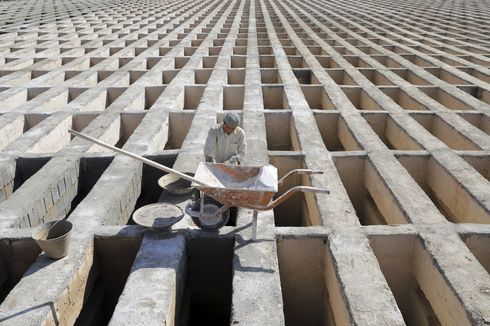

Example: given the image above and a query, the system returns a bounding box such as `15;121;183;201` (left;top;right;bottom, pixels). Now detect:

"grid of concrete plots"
0;0;489;324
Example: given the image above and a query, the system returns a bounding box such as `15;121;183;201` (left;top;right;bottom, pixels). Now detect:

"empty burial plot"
261;69;282;84
389;68;432;86
361;112;424;150
131;154;177;211
75;236;141;325
182;86;205;110
301;86;335;110
115;113;146;149
69;156;114;213
458;112;490;135
164;111;194;150
341;86;383;110
313;112;364;151
397;154;490;223
105;87;129;109
270;154;321;226
325;69;356;85
378;87;428;110
333;155;409;225
369;234;466;325
177;238;233;326
227;69;245;84
456;86;490;105
276;239;336;325
424;67;471;85
0;113;49;150
293;69;320;85
461;234;490;274
358;69;396;86
194;69;212;84
409;113;481;150
223;86;244;110
0;237;41;304
460;154;490;182
145;86;166;110
264;112;299;151
262;85;288;110
11;156;51;194
417;86;473;110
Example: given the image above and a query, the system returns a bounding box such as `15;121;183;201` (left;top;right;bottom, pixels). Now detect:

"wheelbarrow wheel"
187;203;230;231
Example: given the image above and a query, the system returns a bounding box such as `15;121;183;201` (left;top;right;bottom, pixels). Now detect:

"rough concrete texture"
0;0;489;324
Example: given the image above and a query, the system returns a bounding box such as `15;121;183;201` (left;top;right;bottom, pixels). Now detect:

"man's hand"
225;156;238;165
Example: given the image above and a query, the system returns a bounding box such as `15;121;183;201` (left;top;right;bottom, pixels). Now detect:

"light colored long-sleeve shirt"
203;123;246;163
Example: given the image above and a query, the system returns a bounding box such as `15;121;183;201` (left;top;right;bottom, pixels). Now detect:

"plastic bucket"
32;220;73;259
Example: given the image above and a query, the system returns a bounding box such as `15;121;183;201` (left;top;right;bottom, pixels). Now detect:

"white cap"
223;113;240;128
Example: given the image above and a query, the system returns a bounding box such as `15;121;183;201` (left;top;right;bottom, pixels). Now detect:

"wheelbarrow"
185;162;329;239
68;130;329;239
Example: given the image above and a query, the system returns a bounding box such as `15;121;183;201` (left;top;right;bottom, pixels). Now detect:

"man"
203;112;246;164
191;113;246;212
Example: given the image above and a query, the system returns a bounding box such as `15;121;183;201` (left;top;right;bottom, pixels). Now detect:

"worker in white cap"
191;113;246;211
203;112;246;164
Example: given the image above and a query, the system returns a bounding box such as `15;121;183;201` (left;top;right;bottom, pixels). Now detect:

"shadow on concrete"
0;301;59;325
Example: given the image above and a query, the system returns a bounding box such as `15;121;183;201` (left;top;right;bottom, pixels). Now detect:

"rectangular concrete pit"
183;86;205;110
418;86;471;110
333;154;408;225
293;69;320;85
262;85;288;110
164;112;194;150
369;235;447;326
261;69;281;84
270;154;321;226
325;69;356;85
75;235;141;325
362;112;423;150
410;113;481;150
194;69;212;84
301;86;335;110
0;238;41;304
457;112;490;136
223;86;244;110
116;112;146;149
265;111;298;151
70;156;114;213
177;237;233;326
145;86;166;110
461;155;490;182
461;234;490;274
227;69;245;84
132;154;177;211
277;239;336;325
358;68;395;86
12;156;51;193
313;112;364;151
397;154;490;223
342;86;383;110
378;87;427;110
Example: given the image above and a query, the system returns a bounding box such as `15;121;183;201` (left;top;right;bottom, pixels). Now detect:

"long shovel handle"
68;129;210;187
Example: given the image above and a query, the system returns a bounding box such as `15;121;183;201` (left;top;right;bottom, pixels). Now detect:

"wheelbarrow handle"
266;186;330;210
278;169;324;186
68;129;211;187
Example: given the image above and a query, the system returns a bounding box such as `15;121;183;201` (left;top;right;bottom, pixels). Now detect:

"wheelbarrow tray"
192;163;278;209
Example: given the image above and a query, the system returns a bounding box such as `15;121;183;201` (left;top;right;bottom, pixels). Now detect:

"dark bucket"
32;220;73;259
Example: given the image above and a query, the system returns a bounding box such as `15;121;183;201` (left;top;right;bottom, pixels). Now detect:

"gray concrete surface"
0;0;489;324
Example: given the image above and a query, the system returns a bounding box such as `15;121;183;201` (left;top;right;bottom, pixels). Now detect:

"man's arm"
203;127;216;162
235;130;247;164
